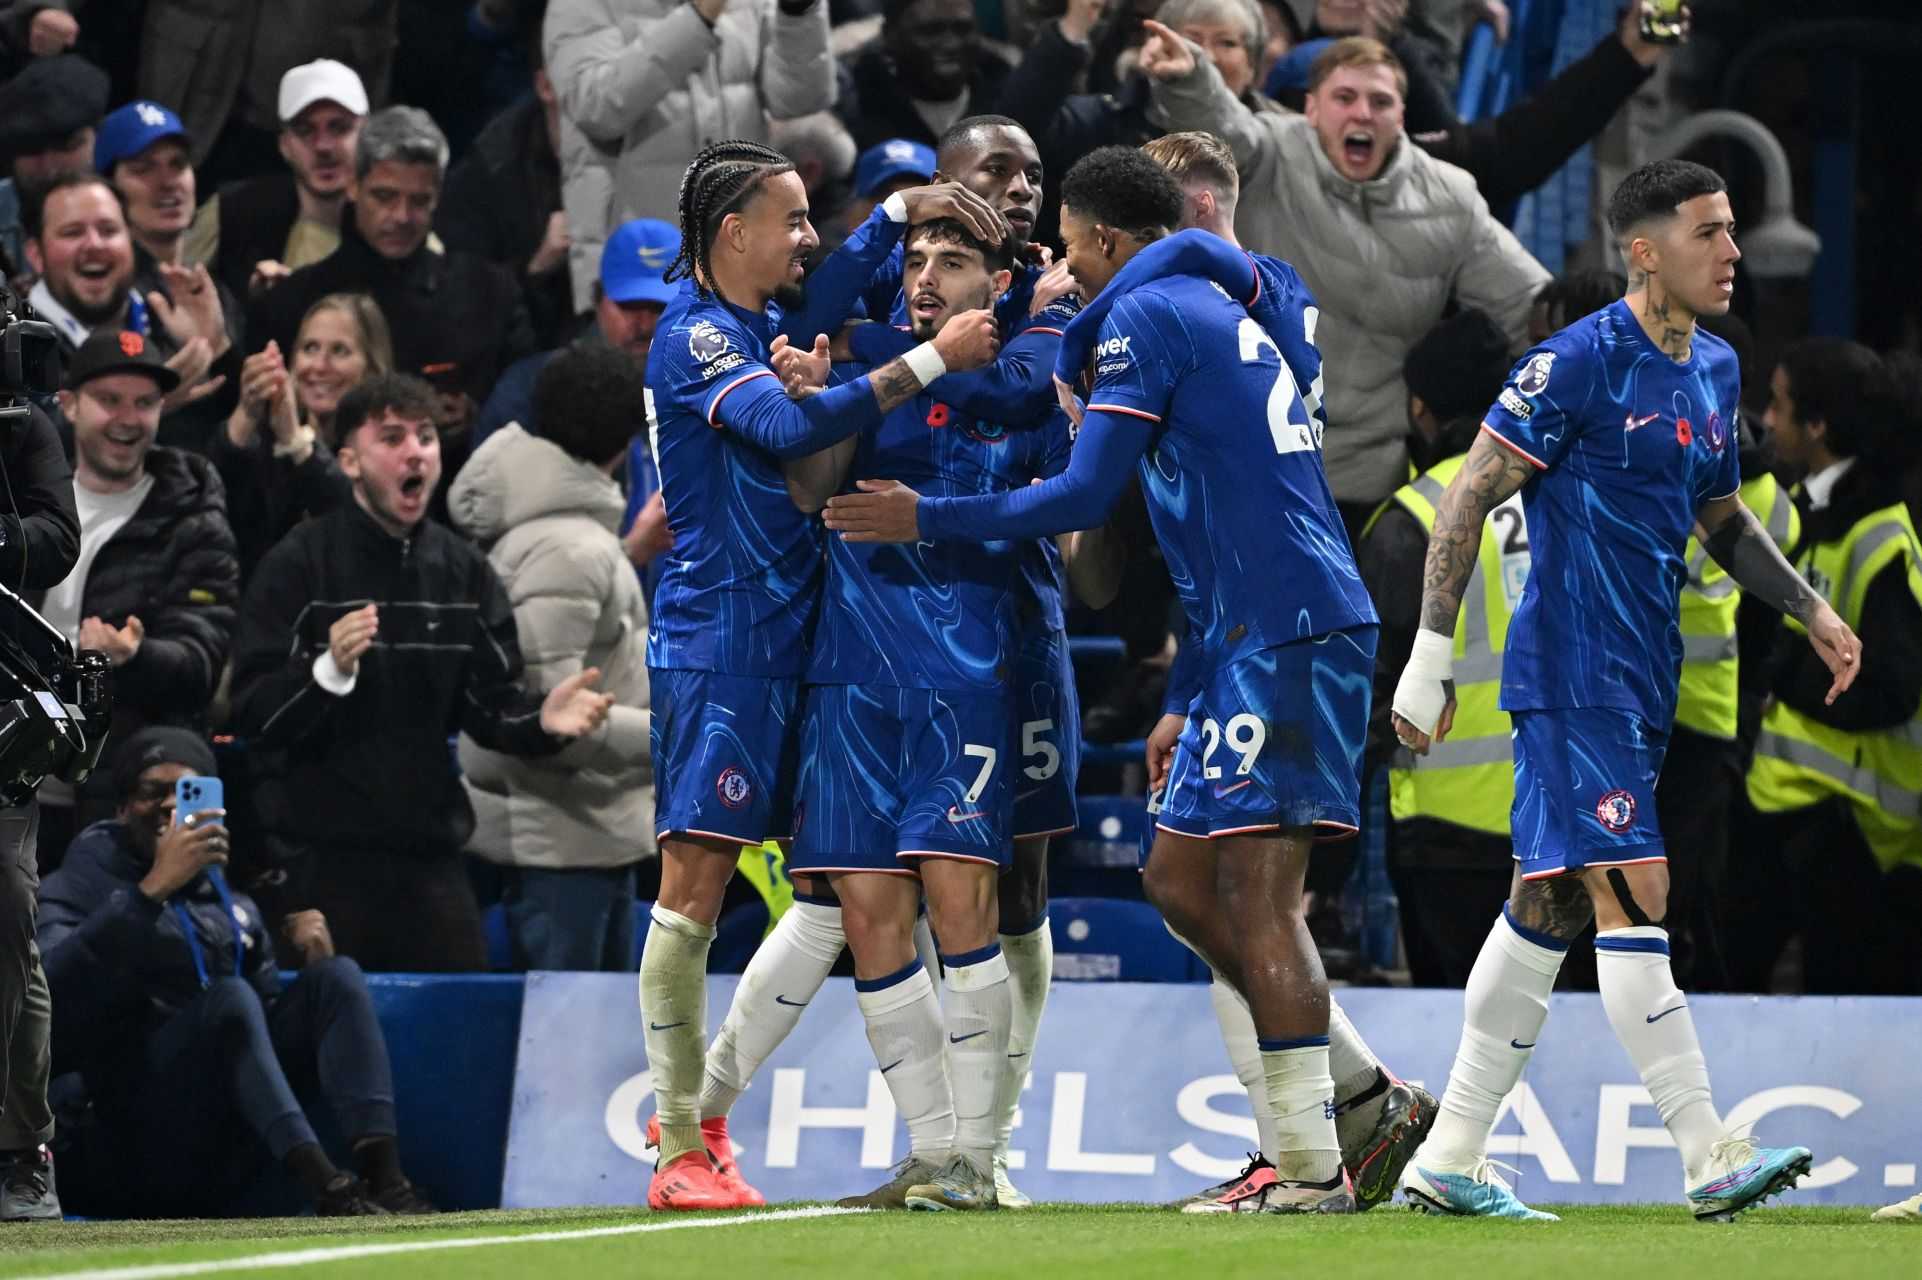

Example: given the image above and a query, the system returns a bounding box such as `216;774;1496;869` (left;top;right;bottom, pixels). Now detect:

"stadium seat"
1052;795;1151;899
483;902;514;972
1048;896;1204;982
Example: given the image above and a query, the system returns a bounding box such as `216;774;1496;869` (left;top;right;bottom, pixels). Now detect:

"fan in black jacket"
37;727;436;1218
229;374;613;973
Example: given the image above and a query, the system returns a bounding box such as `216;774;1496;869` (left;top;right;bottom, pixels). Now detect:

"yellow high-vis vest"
1673;473;1799;740
1372;453;1528;836
1746;499;1922;870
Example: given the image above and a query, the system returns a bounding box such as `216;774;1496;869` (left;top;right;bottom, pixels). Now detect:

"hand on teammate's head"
898;182;1010;247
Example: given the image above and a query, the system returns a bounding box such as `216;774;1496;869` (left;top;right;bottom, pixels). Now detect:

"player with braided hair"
637;140;1008;1211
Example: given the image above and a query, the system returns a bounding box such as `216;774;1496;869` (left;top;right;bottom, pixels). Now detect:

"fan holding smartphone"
33;728;443;1217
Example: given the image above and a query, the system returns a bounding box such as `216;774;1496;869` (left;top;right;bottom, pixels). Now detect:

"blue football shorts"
1155;626;1376;841
789;682;1014;875
1510;706;1668;879
1011;625;1080;841
649;667;800;846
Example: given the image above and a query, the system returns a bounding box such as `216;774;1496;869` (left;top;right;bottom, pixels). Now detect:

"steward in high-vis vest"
1736;339;1922;995
1616;460;1799;992
1359;309;1517;987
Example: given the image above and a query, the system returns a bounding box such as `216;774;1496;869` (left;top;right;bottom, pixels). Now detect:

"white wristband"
901;341;947;389
1391;628;1455;737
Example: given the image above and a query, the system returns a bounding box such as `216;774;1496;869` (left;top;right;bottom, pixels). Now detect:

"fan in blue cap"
841;138;935;236
94;101;198;268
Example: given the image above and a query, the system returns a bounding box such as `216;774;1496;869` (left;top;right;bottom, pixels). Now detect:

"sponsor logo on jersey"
702;352;746;378
688;321;730;362
1515;351;1555;397
1705;411;1727;454
1624;411;1659;432
1595;788;1636;833
1095;336;1132;360
716;766;753;810
1498;387;1534;420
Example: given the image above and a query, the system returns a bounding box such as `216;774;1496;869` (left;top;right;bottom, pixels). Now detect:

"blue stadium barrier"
507;979;1922;1208
365;974;524;1211
1047;896;1204;982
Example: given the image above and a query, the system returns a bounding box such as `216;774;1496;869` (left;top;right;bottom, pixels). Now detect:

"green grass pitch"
1;1203;1914;1280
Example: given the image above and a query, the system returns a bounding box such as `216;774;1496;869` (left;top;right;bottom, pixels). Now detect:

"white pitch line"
27;1206;864;1280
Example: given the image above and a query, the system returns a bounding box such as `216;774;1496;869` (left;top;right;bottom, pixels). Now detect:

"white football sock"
943;945;1012;1173
700;899;845;1120
856;958;953;1159
639;905;716;1166
1423;905;1568;1171
994;918;1052;1153
1209;972;1279;1160
1596;926;1722;1183
1328;997;1392;1155
913;911;941;980
1259;1038;1341;1182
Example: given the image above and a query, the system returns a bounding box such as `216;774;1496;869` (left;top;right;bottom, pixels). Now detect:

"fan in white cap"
278;58;370;123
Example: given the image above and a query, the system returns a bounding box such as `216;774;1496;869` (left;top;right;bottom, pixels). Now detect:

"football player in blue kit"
826;146;1380;1214
639;138;1004;1211
778;218;1074;1212
1029;129;1430;1214
687;117;1086;1212
1389;160;1861;1221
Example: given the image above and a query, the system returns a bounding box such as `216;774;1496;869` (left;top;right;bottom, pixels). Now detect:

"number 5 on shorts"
1021;719;1061;781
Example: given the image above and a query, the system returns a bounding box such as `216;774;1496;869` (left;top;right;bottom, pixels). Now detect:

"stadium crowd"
0;0;1916;1225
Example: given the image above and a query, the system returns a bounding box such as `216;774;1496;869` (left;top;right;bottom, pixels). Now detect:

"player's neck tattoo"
1626;272;1695;363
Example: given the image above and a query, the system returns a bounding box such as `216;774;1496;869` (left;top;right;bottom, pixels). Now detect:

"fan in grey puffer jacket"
451;421;654;968
544;0;836;312
1148;45;1550;509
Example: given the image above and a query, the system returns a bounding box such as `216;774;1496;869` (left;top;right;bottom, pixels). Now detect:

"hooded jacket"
229;501;560;860
1150;58;1549;506
543;0;835;311
450;425;654;870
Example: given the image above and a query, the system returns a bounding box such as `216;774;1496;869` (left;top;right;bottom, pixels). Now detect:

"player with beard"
779;218;1072;1211
639;140;1004;1211
670;116;1089;1210
827;146;1379;1214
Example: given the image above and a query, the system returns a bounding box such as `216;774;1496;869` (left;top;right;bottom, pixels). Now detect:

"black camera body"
0;286;113;807
0;285;59;407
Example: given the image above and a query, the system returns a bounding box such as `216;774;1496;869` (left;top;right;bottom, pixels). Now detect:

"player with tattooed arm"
1389;160;1859;1221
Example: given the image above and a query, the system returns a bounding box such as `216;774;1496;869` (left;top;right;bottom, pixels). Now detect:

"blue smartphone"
175;775;225;828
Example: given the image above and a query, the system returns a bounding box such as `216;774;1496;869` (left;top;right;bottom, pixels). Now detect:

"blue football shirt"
809;379;1072;691
1082;276;1376;667
1481;298;1743;728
